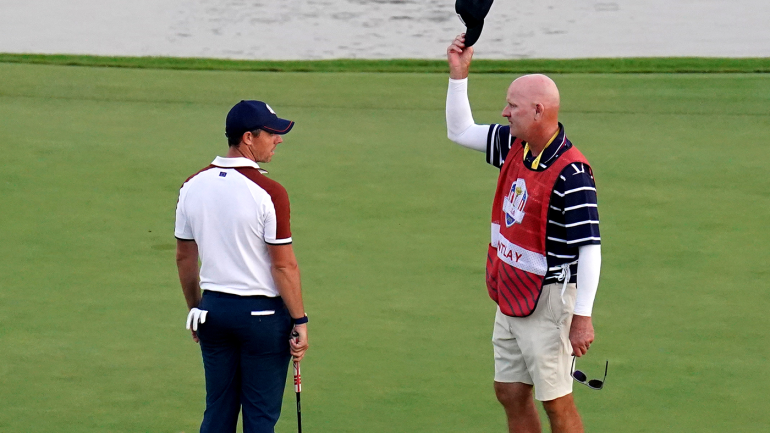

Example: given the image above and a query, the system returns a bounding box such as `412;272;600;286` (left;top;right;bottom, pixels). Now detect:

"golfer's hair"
228;128;262;147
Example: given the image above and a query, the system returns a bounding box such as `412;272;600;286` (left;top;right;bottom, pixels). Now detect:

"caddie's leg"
239;297;293;433
542;393;583;433
494;381;541;433
493;305;541;432
536;284;582;433
197;293;241;433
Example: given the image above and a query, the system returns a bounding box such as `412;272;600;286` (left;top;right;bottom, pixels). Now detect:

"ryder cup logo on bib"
502;178;528;227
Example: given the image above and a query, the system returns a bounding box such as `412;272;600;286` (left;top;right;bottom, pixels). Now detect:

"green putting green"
0;61;768;432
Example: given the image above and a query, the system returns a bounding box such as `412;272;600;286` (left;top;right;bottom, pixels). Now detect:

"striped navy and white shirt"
486;123;600;284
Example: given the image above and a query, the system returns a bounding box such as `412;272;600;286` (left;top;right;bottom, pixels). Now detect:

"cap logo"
457;13;466;26
265;103;276;115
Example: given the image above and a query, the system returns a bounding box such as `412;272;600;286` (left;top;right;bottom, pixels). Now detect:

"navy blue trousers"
196;291;293;433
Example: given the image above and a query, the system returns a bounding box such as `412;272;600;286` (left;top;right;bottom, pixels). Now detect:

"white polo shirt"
175;156;293;297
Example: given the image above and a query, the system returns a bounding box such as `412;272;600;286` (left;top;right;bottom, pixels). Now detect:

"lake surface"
1;0;768;59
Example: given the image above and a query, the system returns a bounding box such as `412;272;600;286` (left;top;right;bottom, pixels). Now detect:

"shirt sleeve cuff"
265;237;293;245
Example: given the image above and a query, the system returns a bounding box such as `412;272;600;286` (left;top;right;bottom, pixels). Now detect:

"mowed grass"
0;62;768;432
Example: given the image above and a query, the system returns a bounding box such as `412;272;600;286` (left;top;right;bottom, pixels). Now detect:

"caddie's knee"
494;381;533;409
542;392;576;417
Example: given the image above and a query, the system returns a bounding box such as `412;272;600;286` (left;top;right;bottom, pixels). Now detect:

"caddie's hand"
290;324;308;362
447;33;474;80
569;315;594;357
186;307;208;343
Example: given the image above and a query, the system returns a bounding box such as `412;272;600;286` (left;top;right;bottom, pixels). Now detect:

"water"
1;0;768;59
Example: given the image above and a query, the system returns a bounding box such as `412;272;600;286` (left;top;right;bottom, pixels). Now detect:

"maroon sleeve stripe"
235;167;292;241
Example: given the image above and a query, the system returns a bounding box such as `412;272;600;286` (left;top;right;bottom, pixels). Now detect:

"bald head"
510;74;560;116
502;74;561;147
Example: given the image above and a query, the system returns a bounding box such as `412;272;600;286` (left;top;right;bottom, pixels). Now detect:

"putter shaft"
294;360;302;433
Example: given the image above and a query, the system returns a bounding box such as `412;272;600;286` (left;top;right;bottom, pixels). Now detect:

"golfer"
446;35;601;433
175;100;309;433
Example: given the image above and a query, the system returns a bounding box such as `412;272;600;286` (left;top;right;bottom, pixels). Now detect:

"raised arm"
446;34;490;152
447;33;473;80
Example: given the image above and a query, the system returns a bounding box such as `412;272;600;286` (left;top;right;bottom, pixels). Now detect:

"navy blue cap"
225;100;294;139
455;0;494;47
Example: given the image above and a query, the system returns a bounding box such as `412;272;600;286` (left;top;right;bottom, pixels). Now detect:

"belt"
203;290;280;300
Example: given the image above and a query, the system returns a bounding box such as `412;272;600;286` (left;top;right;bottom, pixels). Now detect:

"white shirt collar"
211;156;267;173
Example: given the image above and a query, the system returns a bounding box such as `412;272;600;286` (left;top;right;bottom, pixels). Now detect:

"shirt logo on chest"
502;178;528;227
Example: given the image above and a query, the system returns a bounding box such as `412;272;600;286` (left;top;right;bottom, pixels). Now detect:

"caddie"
446;33;602;433
175;100;309;433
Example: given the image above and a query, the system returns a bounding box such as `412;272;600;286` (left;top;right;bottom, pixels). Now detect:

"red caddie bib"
486;139;589;317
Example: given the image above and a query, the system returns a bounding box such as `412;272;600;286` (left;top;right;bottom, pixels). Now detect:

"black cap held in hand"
455;0;494;47
225;100;294;139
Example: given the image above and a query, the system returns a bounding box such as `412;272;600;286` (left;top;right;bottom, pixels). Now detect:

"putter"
291;330;302;433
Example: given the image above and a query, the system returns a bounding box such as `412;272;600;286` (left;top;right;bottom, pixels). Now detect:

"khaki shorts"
492;282;577;401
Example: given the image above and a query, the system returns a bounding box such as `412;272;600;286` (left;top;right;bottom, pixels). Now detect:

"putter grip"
293;360;302;393
291;330;302;393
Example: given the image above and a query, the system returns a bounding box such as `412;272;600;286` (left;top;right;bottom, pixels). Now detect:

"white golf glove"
186;307;208;331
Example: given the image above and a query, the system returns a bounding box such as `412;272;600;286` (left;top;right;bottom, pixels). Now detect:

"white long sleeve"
574;244;601;316
446;78;489;152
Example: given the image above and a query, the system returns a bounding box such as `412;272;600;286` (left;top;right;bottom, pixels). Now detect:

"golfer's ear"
534;103;545;120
